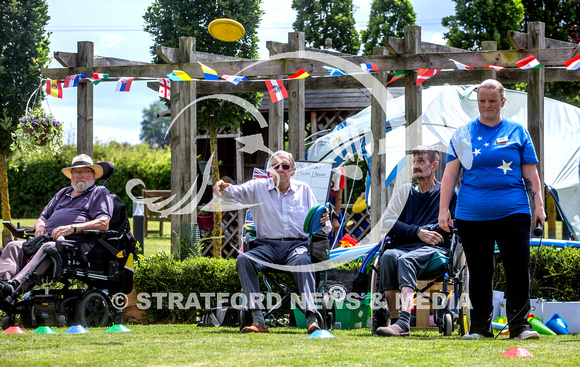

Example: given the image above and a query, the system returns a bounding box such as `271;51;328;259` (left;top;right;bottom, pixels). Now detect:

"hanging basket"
21;124;55;146
12;106;64;156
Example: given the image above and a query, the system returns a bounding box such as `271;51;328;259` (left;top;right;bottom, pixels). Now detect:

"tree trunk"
210;123;222;257
0;153;13;247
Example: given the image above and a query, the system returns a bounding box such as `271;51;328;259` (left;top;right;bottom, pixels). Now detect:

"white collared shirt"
222;178;328;239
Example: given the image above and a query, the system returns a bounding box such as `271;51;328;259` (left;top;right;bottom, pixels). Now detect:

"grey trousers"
379;246;449;291
236;239;317;313
0;240;54;289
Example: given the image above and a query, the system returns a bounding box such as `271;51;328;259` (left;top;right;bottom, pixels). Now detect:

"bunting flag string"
158;78;171;99
265;80;288;103
483;64;506;71
386;70;411;85
63;74;85;88
449;59;474;70
198;62;220;81
167;70;193;81
416;68;441;85
565;55;580;70
322;66;345;76
46;79;63;99
288;67;309;79
221;74;247;85
516;55;543;69
115;77;134;92
361;63;380;73
90;73;109;85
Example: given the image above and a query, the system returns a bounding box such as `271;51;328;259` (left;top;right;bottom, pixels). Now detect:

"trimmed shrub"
493;246;580;301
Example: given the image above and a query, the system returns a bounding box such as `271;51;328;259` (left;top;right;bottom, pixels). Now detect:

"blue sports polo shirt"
446;118;538;221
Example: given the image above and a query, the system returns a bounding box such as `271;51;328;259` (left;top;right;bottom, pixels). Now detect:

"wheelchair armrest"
83;229;123;240
3;221;34;239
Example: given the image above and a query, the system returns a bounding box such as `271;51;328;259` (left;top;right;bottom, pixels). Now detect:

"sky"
44;0;456;145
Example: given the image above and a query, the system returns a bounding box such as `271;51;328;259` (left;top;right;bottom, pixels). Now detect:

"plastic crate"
293;296;370;330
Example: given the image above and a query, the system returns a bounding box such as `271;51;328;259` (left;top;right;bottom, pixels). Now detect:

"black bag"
323;269;370;300
199;307;251;327
21;234;51;259
311;235;330;262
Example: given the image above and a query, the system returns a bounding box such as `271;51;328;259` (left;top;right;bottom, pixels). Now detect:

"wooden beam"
370;46;388;242
287;32;306;160
76;41;93;156
266;40;353;57
156;45;253;64
43;47;580;80
527;22;545;208
482;41;497;80
54;52;150;68
384;36;465;55
508;30;578;50
170;37;197;254
405;26;422;156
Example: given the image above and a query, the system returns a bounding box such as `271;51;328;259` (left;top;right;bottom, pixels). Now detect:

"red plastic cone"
3;326;26;334
501;347;533;357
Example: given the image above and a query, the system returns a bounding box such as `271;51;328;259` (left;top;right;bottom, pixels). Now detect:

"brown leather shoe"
241;322;269;333
374;324;410;337
307;322;321;335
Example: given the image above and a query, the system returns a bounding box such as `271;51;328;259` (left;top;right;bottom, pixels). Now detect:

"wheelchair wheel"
371;304;389;334
443;313;453;336
75;290;111;327
458;270;470;336
2;315;15;330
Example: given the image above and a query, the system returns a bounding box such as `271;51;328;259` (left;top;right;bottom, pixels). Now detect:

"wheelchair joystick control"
533;222;543;237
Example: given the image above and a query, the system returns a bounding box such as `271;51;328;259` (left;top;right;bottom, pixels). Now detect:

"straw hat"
61;154;103;179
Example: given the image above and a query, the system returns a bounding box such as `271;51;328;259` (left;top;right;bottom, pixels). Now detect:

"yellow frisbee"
208;18;245;42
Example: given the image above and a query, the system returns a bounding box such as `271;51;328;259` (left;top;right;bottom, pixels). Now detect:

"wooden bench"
142;189;171;237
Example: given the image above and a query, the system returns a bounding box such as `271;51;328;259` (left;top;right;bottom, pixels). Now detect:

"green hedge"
5;143;171;218
494;246;580;301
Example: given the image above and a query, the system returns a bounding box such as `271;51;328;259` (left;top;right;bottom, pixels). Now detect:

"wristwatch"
71;224;77;233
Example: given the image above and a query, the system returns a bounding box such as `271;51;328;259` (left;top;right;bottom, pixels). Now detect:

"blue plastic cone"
308;329;335;339
544;313;570;335
65;325;89;334
106;324;132;332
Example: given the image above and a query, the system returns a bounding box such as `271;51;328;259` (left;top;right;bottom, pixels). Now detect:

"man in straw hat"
0;154;113;299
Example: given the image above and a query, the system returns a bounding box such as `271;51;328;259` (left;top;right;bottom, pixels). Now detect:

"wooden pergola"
43;21;580;250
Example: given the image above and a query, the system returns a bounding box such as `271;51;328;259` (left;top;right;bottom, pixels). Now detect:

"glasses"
71;169;94;176
271;163;291;170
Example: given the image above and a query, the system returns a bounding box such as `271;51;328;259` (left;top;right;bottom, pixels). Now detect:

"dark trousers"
236;239;316;313
456;213;532;337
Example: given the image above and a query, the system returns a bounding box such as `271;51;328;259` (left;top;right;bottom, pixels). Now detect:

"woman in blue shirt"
438;79;546;340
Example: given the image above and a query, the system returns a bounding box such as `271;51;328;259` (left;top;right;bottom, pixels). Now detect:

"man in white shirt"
213;150;329;334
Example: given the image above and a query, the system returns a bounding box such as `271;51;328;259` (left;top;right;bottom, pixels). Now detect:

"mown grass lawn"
1;325;579;366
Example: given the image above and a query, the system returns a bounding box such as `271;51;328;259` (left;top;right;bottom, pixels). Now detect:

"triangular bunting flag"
198;62;220;81
63;74;85;88
158;78;171;99
221;75;247;85
91;73;109;85
386;70;411;85
416;69;441;85
167;70;193;81
115;78;134;92
322;66;345;76
449;59;474;70
45;80;63;98
361;63;380;73
265;80;288;103
288;68;309;79
483;65;505;71
565;54;580;70
516;55;543;69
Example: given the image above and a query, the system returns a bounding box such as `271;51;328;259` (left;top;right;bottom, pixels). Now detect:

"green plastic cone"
106;324;132;332
33;326;57;334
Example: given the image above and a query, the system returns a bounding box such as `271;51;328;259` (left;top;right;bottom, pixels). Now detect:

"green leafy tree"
442;0;525;50
520;0;580;107
140;101;171;148
292;0;360;54
144;0;263;257
360;0;416;55
0;0;50;245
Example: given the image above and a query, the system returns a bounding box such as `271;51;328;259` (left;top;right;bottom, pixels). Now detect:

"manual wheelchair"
369;228;470;336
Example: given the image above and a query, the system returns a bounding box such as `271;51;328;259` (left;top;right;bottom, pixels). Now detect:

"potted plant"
11;106;64;155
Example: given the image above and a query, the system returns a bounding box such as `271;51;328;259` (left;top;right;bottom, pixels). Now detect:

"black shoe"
0;280;14;299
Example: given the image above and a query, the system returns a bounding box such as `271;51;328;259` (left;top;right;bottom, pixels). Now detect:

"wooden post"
481;41;497;80
236;129;245;248
169;37;197;253
76;41;94;156
527;22;545;220
370;46;388;241
404;26;422;176
287;32;306;159
268;48;284;153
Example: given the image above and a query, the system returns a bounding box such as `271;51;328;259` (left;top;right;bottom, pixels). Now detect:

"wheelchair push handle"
533;221;543;237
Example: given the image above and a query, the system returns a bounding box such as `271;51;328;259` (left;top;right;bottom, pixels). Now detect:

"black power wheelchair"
238;204;335;331
1;161;137;330
370;228;470;336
